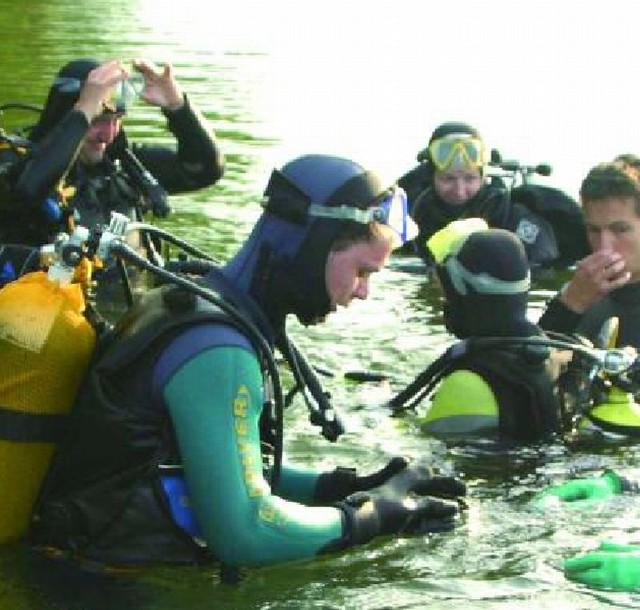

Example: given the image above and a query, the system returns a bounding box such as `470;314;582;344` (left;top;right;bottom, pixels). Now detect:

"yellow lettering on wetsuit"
258;498;289;528
233;385;265;497
232;386;290;528
233;392;248;417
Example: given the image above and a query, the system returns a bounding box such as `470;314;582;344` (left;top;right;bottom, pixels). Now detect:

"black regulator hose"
125;221;219;263
388;334;640;415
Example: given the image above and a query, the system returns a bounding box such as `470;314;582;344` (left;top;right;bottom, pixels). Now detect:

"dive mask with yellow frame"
428;135;486;172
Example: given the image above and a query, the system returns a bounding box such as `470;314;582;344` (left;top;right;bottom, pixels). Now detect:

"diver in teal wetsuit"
31;154;466;572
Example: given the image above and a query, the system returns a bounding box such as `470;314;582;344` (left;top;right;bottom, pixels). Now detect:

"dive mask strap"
262;168;312;224
308;187;418;246
262;170;418;246
444;256;531;296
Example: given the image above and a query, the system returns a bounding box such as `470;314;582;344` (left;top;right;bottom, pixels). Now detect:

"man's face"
433;168;483;206
325;231;393;313
584;196;640;280
78;113;122;165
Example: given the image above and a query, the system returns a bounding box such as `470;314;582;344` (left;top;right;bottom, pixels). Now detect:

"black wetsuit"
397;163;432;208
410;183;559;268
1;96;223;246
539;282;640;349
435;345;559;442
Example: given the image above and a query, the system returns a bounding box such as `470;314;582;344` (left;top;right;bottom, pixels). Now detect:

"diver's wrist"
557;288;587;314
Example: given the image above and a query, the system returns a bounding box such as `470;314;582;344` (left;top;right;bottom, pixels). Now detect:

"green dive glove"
565;541;640;591
536;470;637;506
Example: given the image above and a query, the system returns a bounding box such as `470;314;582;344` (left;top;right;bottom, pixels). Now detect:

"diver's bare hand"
132;59;184;111
75;59;129;122
560;250;631;313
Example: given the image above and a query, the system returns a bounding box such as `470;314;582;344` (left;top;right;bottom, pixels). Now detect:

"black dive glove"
313;457;410;503
335;457;466;546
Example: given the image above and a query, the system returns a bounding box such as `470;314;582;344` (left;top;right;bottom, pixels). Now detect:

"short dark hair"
579;161;640;215
614;153;640;172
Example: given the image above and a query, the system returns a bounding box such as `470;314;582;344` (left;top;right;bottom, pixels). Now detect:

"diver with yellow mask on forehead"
397;121;560;271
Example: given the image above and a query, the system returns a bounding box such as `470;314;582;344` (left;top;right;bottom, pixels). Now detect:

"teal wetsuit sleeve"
163;345;345;567
276;463;322;503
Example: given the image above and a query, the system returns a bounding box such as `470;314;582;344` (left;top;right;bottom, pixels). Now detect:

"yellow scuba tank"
421;369;500;437
0;270;96;542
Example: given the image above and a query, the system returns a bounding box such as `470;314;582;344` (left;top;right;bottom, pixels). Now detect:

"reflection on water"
1;0;640;608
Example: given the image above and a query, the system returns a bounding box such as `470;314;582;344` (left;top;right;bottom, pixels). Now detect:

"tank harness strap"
388;341;468;413
96;278;274;371
0;404;67;443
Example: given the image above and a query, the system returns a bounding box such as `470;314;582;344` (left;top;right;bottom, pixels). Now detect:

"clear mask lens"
374;187;419;246
112;73;145;112
53;76;83;94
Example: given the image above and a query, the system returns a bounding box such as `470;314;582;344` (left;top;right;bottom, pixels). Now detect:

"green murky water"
1;1;639;607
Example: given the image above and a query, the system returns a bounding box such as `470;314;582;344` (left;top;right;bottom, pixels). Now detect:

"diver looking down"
30;154;465;574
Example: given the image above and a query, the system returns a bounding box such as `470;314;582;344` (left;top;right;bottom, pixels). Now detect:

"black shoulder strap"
388;341;469;414
0;405;67;442
95;284;231;375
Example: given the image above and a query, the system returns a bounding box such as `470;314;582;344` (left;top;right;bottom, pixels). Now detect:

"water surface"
1;1;640;608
